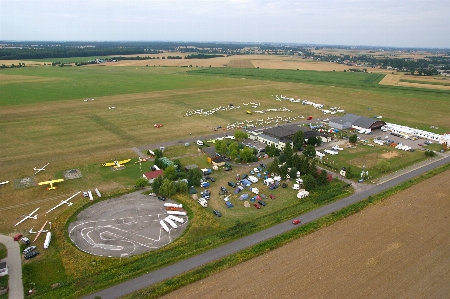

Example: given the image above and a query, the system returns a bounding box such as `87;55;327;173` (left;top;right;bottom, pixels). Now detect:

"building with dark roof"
329;114;386;131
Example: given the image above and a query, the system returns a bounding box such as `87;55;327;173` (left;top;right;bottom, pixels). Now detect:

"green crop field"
1;65;449;298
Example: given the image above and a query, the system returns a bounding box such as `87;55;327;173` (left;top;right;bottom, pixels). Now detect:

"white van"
196;140;204;146
198;198;208;207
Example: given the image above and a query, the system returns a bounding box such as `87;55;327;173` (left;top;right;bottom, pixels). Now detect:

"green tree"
163;165;178;181
151;175;164;194
187;168;202;186
289;166;298;179
349;134;358;144
175;181;188;194
317;169;329;185
303;145;316;159
283;143;294;167
135;177;148;189
292;130;305;151
345;166;354;179
159;179;176;197
307;136;318;146
303;174;317;191
376;159;390;173
234;130;248;141
240;147;254;163
268;157;280;175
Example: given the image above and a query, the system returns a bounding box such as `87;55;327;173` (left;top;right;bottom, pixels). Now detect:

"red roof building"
143;170;164;183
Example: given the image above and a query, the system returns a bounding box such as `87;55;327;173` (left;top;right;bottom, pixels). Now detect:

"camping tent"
239;193;249;200
225;201;234;208
241;179;252;186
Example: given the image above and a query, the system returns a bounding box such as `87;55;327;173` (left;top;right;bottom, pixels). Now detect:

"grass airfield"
0;57;449;298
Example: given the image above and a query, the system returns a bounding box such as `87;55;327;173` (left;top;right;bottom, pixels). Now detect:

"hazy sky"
1;0;449;48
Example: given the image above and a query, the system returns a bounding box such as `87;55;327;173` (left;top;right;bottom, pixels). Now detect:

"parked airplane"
15;207;39;227
34;163;49;175
101;159;131;168
46;191;82;214
37;178;64;190
31;220;49;242
0;181;9;186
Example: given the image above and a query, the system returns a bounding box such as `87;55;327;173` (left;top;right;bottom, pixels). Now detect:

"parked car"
13;234;23;241
158;196;166;201
213;210;222;217
242;174;248;179
23;246;36;255
292;219;301;225
228;181;236;188
257;200;266;206
210;177;216;182
250;170;255;175
24;251;39;260
21;237;30;245
253;203;261;209
282;183;288;188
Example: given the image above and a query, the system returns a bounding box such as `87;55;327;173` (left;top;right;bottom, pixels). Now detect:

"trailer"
166;210;187;216
168;215;184;224
164;217;178;229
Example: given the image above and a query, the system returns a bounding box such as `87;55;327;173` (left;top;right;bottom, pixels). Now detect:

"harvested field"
161;170;450;299
227;59;255;68
380;74;450;90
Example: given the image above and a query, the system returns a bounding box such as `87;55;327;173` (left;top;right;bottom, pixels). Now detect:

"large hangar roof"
330;114;386;129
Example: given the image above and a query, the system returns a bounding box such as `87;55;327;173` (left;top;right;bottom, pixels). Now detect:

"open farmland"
1;62;449;298
1;66;450;230
380;74;450;90
160;169;450;299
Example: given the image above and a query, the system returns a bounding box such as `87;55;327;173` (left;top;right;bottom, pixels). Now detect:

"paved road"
81;154;450;299
0;235;24;299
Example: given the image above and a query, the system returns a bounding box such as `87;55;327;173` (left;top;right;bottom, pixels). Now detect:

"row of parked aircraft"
185;104;241;117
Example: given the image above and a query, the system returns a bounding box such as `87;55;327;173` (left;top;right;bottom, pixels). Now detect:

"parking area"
357;130;427;150
68;193;188;257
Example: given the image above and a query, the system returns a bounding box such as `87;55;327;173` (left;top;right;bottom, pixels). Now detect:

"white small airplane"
0;181;9;186
15;207;39;227
34;163;49;175
46;191;81;214
32;220;49;242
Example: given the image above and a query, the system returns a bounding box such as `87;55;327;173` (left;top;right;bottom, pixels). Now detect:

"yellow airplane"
37;178;64;190
246;110;252;114
102;159;131;168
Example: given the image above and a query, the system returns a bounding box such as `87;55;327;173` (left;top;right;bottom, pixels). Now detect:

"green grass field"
1;65;449;298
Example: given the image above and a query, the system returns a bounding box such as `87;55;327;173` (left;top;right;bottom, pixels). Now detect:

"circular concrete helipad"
68;193;188;257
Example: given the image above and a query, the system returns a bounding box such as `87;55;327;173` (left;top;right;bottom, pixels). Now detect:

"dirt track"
162;170;450;299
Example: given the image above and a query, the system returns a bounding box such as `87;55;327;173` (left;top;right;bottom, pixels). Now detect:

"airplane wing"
38;179;64;185
117;159;131;165
102;162;116;167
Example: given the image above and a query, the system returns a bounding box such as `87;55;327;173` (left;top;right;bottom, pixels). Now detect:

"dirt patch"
381;151;399;159
161;170;450;299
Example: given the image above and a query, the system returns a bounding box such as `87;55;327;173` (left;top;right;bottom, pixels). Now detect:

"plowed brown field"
161;170;450;299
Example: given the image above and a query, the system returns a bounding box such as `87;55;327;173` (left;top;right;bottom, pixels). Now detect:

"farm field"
159;169;450;299
1;66;450;231
380;74;450;90
0;61;449;298
1;53;394;72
